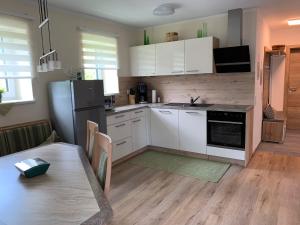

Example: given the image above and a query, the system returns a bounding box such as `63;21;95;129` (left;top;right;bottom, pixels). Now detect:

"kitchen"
1;0;300;225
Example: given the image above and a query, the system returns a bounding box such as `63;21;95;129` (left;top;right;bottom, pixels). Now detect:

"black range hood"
213;9;251;73
213;45;251;73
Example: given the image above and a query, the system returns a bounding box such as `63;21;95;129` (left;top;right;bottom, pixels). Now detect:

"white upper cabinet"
129;37;219;76
185;37;219;74
156;40;185;75
130;44;156;76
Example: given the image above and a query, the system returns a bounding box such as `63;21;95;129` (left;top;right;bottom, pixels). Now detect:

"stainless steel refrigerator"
48;80;107;148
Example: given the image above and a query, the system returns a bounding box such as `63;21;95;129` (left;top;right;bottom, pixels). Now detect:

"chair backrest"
91;131;112;196
86;120;98;160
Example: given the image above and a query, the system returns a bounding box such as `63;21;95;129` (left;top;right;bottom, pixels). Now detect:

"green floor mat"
128;151;231;183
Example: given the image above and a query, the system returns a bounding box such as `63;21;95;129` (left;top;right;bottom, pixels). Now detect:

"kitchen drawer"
107;112;131;125
107;121;131;142
130;108;146;119
112;137;133;161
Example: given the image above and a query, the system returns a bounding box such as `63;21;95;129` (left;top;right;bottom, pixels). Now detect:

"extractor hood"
213;9;251;73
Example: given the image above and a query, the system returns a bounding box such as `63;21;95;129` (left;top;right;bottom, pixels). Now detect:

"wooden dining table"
0;143;113;225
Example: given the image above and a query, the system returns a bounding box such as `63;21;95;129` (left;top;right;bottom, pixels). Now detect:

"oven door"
207;120;245;149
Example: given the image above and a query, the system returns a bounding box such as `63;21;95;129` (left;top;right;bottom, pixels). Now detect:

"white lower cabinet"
107;121;131;142
179;110;207;154
107;109;149;162
131;116;147;151
206;146;245;160
112;137;133;161
150;108;179;149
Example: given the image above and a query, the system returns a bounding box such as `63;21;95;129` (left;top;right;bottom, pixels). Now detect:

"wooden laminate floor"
258;129;300;156
108;133;300;225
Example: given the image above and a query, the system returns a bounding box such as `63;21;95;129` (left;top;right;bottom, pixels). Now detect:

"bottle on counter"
157;96;161;103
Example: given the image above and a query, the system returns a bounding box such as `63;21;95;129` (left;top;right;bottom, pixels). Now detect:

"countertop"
106;103;254;116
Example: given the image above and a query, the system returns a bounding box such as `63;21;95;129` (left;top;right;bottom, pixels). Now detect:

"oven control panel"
207;111;246;122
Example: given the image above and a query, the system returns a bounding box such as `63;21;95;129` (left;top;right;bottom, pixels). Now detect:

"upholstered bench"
0;120;53;157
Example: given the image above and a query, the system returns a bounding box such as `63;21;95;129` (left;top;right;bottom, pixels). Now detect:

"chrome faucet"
190;96;200;105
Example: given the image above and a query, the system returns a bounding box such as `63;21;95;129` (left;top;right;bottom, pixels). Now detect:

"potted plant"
0;88;5;103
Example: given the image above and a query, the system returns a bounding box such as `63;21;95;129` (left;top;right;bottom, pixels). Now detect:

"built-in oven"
207;111;246;150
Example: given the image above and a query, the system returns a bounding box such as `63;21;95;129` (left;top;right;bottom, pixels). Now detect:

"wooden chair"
86;120;99;161
91;131;112;196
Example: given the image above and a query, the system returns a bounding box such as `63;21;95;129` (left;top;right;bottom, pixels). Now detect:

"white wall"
271;27;300;46
270;56;285;111
0;0;137;126
136;13;228;47
253;9;271;151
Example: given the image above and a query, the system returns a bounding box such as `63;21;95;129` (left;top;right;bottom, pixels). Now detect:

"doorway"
287;47;300;129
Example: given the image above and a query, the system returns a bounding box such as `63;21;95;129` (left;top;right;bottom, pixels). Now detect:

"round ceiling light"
153;4;175;16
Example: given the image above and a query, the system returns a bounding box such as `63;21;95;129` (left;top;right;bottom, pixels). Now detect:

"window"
81;32;119;96
0;15;34;102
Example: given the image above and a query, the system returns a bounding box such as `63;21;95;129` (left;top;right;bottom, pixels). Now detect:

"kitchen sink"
164;103;213;108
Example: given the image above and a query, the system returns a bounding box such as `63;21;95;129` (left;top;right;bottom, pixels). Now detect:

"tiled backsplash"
117;73;255;106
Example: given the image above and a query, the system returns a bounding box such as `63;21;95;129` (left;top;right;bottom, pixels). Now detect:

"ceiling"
31;0;300;29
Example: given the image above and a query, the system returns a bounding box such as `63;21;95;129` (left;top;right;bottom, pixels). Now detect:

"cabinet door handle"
186;69;199;73
172;70;183;73
186;111;201;115
289;87;297;92
135;110;143;114
132;119;141;123
115;114;125;119
116;141;127;146
159;110;172;114
115;123;126;128
207;120;243;125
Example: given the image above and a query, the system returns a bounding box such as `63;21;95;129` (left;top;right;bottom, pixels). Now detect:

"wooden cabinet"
150;108;179;149
130;45;156;76
185;37;218;74
179;110;207;154
156;41;185;75
262;116;286;143
131;116;147;151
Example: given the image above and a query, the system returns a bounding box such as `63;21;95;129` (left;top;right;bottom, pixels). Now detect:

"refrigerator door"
71;80;105;110
73;106;107;148
48;81;75;144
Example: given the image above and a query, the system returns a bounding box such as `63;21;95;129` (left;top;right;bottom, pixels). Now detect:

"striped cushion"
0;131;9;156
0;121;52;157
97;151;108;189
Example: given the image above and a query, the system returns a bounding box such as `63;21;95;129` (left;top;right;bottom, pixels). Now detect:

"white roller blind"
81;32;118;70
81;32;119;96
0;15;32;79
